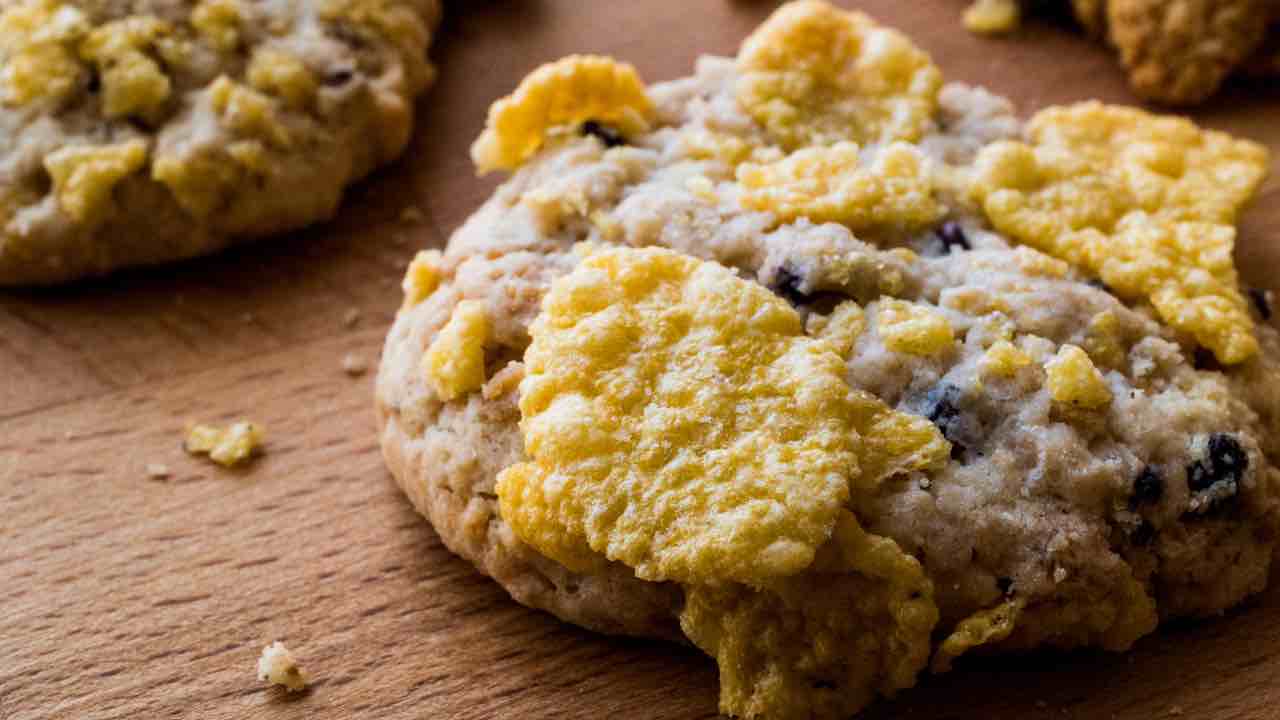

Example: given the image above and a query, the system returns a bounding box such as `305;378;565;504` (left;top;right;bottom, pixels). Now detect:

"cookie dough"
377;2;1279;717
0;0;441;284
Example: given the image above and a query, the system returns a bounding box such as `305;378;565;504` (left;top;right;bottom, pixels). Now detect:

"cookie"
0;0;441;285
377;2;1279;717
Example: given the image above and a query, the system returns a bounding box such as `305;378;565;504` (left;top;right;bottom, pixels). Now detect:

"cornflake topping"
471;55;652;174
970;102;1268;363
496;244;859;585
736;0;942;150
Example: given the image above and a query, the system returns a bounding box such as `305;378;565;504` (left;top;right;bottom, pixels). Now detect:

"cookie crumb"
399;205;425;224
257;641;308;692
241;312;255;323
964;0;1020;34
341;353;368;376
185;421;264;467
145;463;171;480
342;308;361;328
1168;706;1184;717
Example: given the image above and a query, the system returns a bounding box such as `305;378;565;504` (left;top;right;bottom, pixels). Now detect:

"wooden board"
3;2;1279;718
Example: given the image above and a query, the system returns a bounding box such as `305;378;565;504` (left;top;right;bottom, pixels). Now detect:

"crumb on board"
963;0;1020;34
185;421;264;467
342;307;361;328
399;205;426;223
145;463;171;480
257;641;308;692
341;353;368;376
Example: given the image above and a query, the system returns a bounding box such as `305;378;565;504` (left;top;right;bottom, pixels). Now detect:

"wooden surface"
3;2;1280;718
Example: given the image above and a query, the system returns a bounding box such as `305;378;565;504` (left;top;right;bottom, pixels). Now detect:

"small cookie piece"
185;420;263;467
963;0;1023;34
0;0;442;284
257;641;308;692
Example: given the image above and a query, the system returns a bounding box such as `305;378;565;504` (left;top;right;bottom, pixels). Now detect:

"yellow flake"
256;642;308;692
1012;246;1069;278
980;340;1032;378
79;17;173;119
247;48;316;109
810;300;866;356
185;420;264;467
208;75;292;148
963;0;1021;35
43;139;148;223
471;55;652;174
969;102;1268;363
876;299;955;356
1083;310;1126;369
496;245;860;585
931;598;1024;673
1045;344;1112;409
320;0;429;70
851;390;951;487
152;148;243;218
422;299;489;402
401;250;444;308
191;0;242;52
684;175;717;203
0;0;88;106
738;141;942;230
736;1;942;150
680;511;938;720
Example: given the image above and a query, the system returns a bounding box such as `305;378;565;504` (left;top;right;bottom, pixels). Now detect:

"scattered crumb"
341;353;369;376
399;205;426;224
343;308;361;329
1168;707;1184;717
1037;700;1049;709
963;0;1020;34
63;430;75;441
241;312;255;324
1053;566;1069;583
257;641;308;692
145;463;171;480
185;421;264;467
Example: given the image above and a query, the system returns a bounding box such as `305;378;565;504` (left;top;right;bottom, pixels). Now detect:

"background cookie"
0;0;441;284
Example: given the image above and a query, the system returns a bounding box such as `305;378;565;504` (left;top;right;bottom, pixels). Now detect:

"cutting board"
3;2;1279;719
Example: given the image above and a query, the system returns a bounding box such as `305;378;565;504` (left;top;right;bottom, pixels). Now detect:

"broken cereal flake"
736;1;942;150
257;641;308;692
963;0;1020;35
931;598;1024;672
185;421;264;467
496;244;858;585
680;511;938;720
737;141;942;231
969;101;1268;363
400;249;444;309
471;55;652;174
422;299;489;402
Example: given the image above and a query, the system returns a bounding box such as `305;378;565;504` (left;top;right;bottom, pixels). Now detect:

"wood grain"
2;2;1279;719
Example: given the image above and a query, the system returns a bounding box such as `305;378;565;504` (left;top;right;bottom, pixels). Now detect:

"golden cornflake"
496;245;858;585
970;102;1268;363
680;511;938;720
422;299;489;402
876;299;955;356
738;141;942;230
44;139;148;223
401;250;444;308
736;1;942;149
1045;344;1112;409
931;598;1024;672
471;55;652;174
185;420;263;467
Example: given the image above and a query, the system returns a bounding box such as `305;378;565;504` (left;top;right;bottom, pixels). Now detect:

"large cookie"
377;2;1279;717
0;0;440;284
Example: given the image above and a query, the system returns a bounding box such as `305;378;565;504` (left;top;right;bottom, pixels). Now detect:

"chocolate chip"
996;577;1013;595
581;120;626;148
1131;520;1156;546
1193;347;1222;372
86;71;101;93
923;384;966;459
1188;434;1248;493
1131;466;1163;507
1248;287;1272;321
323;68;355;87
770;264;810;306
934;220;969;253
1086;277;1113;294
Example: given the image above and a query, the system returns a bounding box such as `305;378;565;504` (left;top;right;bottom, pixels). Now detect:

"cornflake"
471;55;652;173
736;1;942;150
